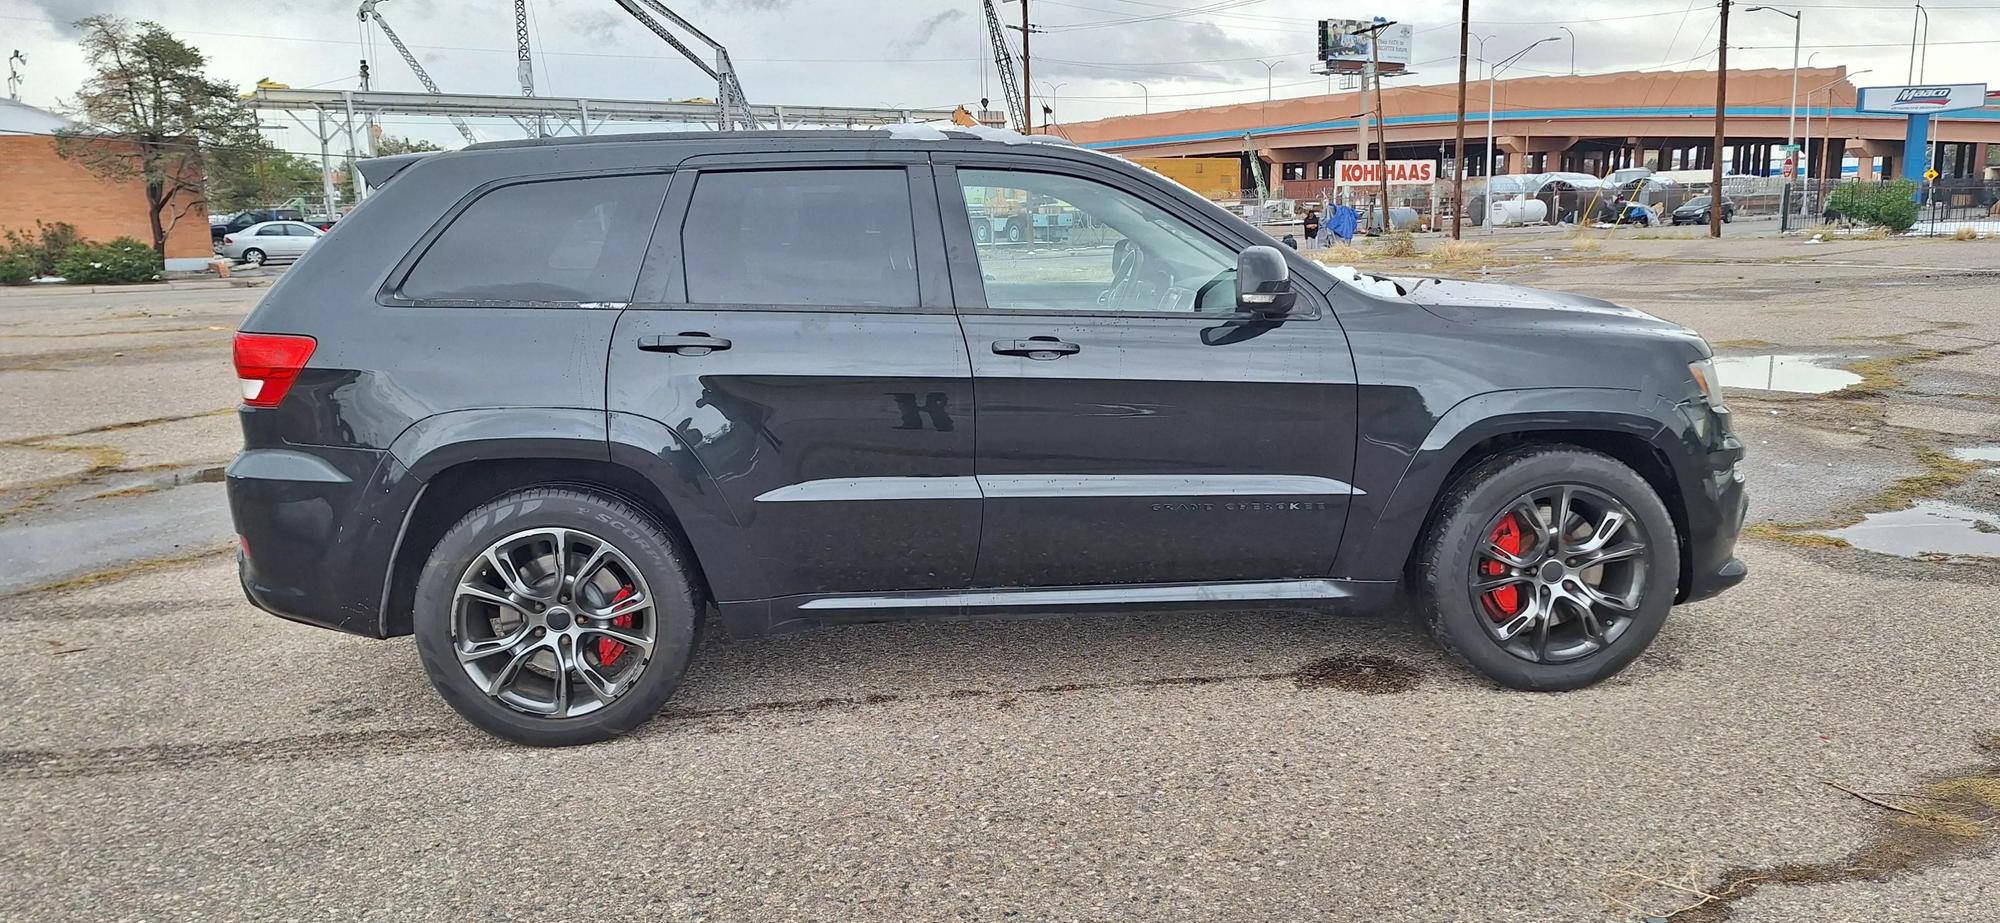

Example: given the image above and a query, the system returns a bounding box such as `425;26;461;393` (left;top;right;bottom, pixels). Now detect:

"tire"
973;222;992;244
1005;219;1025;243
242;248;266;265
412;486;701;746
1409;446;1679;692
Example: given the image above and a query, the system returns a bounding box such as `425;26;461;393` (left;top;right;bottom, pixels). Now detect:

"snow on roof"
0;98;72;136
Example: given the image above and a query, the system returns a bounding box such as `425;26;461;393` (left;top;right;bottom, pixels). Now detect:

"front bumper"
1674;401;1749;603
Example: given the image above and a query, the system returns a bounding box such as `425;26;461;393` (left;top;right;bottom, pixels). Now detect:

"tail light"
223;235;234;244
234;332;317;407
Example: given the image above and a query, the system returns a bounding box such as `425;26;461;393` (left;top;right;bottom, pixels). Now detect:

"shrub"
1;220;83;277
0;252;34;285
1824;180;1921;233
54;237;161;284
1871;180;1921;232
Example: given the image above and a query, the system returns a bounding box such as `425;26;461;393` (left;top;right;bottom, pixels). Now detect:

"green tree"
55;16;261;257
205;138;325;211
375;134;443;156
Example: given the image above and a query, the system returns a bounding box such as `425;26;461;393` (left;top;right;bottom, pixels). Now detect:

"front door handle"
638;333;732;357
992;337;1080;360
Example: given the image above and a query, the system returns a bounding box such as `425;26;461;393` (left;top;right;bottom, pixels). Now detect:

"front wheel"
1410;446;1679;691
242;248;266;265
412;486;701;745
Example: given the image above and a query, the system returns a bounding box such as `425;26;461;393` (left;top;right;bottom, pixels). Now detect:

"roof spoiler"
354;152;433;189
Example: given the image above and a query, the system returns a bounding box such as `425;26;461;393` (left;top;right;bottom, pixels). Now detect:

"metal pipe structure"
243;87;951;130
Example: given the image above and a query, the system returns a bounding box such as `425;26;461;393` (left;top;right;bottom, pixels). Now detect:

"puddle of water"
1950;446;2000;474
1820;501;2000;559
1711;354;1864;394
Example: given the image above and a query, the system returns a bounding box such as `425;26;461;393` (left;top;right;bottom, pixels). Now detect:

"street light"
1559;26;1576;76
1486;36;1560;219
1745;6;1802;172
1258;60;1283;101
1909;3;1929;83
1802;68;1869;185
1129;80;1149;114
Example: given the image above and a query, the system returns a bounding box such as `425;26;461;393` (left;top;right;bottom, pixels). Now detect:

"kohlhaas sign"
1334;160;1436;187
1856;83;1989;114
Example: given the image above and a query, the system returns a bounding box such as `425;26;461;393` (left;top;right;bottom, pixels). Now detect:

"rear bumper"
227;446;398;638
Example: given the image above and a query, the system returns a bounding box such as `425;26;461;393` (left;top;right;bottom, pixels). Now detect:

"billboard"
1333;159;1435;187
1856;84;1989;114
1318;18;1413;74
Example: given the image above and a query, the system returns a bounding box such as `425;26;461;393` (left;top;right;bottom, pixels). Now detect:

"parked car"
227;131;1748;746
212;207;306;242
218;220;322;265
1671;195;1736;225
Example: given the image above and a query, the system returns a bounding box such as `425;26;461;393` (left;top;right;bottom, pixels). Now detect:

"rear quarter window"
399;173;669;304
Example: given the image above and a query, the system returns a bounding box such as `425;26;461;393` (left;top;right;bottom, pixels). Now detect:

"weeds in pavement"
1740;523;1849;548
1569;236;1603;254
1426;240;1495;268
1307;244;1368;265
1952;226;1981;241
1604;733;2000;922
1371;233;1418;258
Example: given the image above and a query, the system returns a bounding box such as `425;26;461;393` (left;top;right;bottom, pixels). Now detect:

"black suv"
227;129;1747;746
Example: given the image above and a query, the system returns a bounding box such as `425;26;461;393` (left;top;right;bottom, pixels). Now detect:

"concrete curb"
0;277;269;297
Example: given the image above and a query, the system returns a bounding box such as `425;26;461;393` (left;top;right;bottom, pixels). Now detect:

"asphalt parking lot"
3;237;1999;921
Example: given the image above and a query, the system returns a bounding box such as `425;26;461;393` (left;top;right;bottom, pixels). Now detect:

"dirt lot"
3;237;1999;921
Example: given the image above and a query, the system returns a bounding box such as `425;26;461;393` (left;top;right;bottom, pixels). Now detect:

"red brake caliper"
1481;514;1526;621
595;585;636;666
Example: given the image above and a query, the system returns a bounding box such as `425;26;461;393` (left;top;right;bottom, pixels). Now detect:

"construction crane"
514;0;544;137
979;0;1025;130
358;0;479;145
608;0;759;130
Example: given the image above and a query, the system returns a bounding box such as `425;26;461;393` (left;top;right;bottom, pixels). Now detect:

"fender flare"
1336;387;1680;579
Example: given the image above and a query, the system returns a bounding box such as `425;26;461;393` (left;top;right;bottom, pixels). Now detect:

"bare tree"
55;16;258;257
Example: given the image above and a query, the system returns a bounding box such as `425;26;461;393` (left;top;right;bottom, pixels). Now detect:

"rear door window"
681;168;918;308
400;173;669;304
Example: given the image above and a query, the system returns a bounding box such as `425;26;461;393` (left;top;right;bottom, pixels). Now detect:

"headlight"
1688;358;1721;404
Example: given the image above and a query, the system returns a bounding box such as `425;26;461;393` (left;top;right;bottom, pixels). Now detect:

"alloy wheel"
452;527;657;718
1469;484;1650;664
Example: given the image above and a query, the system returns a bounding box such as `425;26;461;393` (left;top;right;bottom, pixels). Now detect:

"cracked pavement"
2;239;1998;921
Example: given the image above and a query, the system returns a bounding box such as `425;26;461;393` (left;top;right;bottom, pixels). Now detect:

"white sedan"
218;220;324;265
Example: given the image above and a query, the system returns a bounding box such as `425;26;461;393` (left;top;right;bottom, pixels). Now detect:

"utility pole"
1371;32;1391;234
1020;0;1032;134
1452;1;1469;239
1711;0;1730;238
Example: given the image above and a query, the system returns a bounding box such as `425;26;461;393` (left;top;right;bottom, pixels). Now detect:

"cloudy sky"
3;0;1995;150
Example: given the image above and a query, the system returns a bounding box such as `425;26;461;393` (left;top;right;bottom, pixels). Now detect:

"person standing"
1301;207;1321;248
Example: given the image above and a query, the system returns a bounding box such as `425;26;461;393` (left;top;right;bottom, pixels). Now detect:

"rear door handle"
992;337;1080;360
638;333;732;357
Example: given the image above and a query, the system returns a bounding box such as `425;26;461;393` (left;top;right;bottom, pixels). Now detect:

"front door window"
957;169;1239;314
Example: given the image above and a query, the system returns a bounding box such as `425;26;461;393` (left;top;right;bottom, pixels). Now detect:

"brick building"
0;98;211;269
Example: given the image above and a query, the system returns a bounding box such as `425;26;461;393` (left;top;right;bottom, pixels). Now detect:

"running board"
715;578;1399;638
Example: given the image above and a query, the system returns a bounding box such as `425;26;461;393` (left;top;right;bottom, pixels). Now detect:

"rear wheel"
413;486;700;746
1410;446;1679;691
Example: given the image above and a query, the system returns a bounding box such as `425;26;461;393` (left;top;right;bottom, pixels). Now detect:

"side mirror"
1236;245;1297;315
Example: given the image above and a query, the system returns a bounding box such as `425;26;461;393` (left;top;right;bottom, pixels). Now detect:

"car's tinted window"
957;169;1237;314
682;168;918;308
285;224;318;236
255;225;286;237
401;173;668;304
